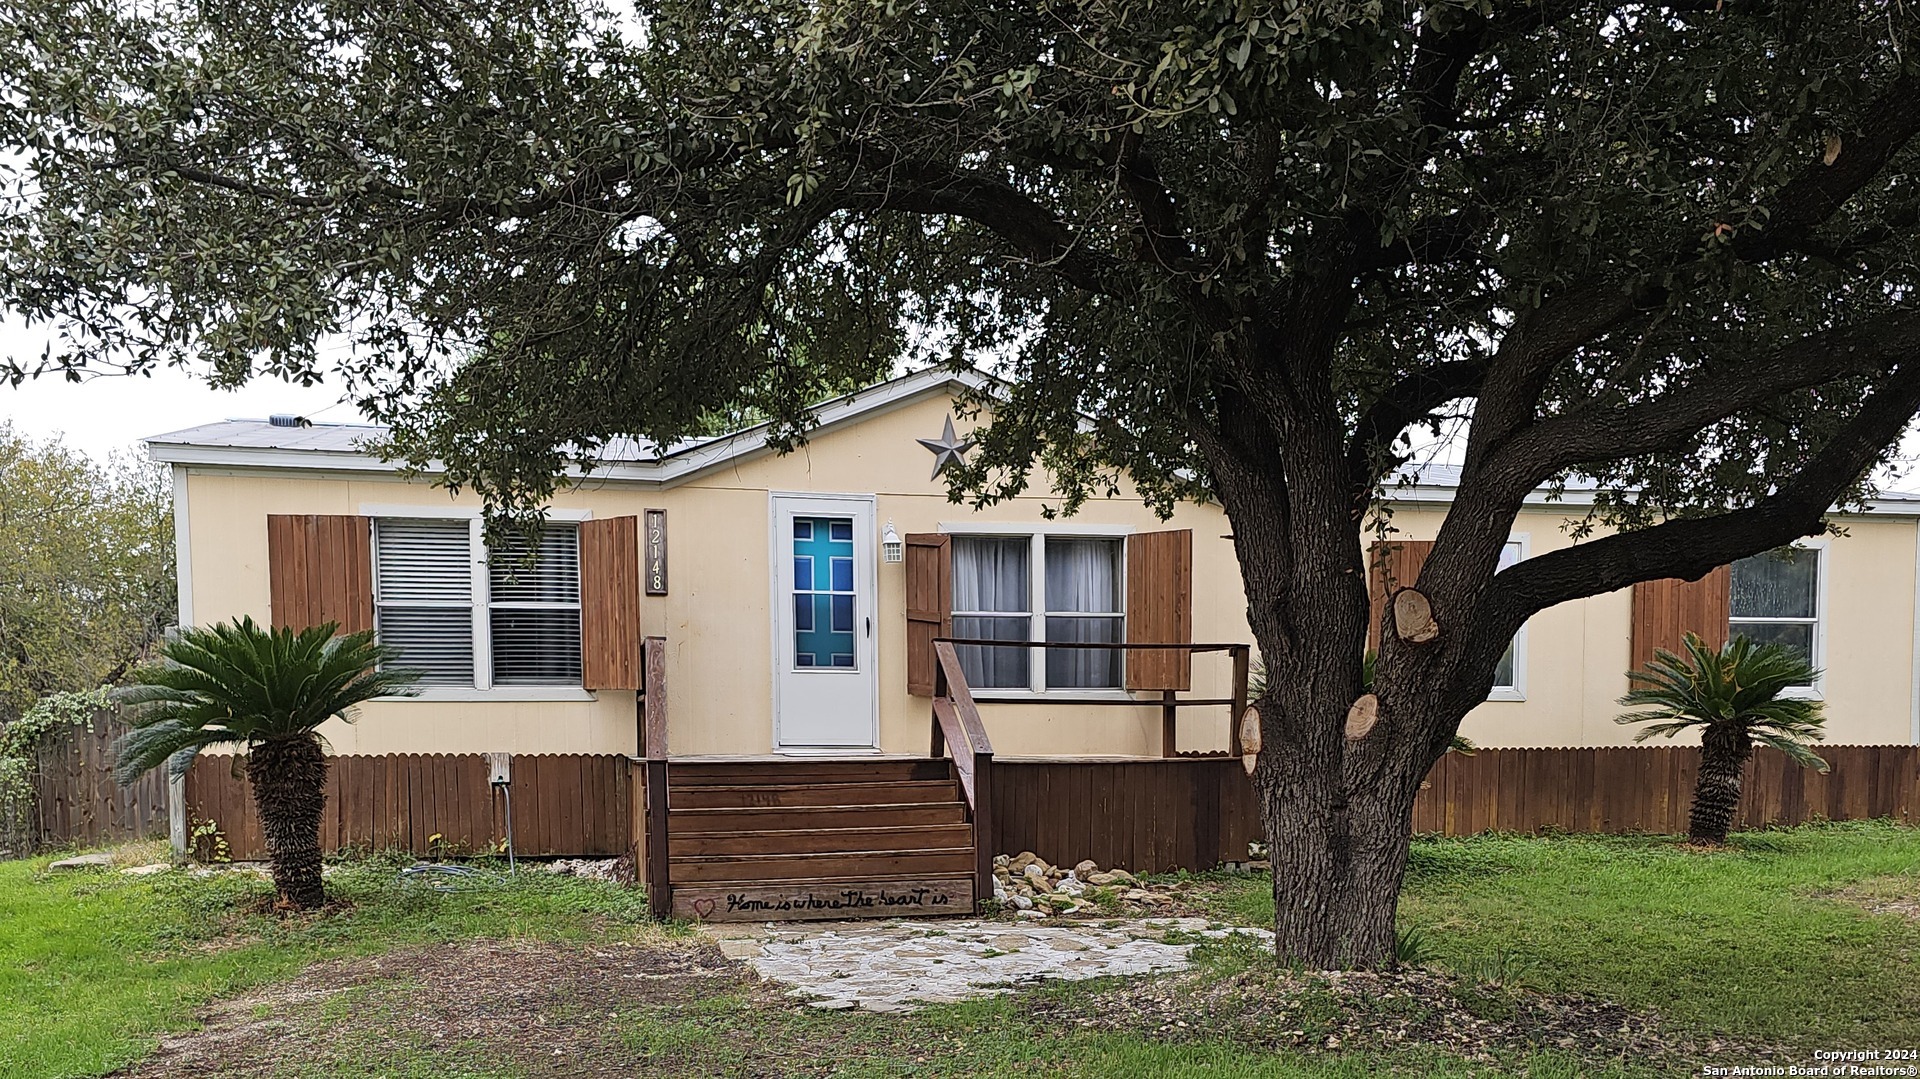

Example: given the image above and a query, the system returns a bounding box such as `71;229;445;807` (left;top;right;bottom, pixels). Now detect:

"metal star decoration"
917;415;976;480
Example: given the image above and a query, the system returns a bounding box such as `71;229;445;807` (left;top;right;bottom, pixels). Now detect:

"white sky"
1;318;366;461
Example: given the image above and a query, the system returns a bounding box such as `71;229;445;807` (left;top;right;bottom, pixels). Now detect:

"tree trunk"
1261;779;1420;966
1688;724;1751;845
247;734;330;909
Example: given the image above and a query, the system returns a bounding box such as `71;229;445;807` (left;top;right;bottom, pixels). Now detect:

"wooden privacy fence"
1412;743;1919;837
178;744;1916;870
6;710;171;855
991;744;1920;872
183;753;631;860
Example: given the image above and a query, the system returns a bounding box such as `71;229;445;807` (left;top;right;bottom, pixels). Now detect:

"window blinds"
489;527;583;686
374;519;475;685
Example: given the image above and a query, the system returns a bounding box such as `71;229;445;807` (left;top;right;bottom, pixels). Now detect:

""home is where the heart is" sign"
672;875;976;922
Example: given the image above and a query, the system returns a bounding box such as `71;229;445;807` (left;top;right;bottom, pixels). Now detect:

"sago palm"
113;617;418;908
1616;632;1828;845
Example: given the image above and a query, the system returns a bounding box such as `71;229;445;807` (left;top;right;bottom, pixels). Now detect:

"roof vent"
268;414;312;428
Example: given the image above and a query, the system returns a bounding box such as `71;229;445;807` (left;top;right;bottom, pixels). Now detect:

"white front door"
771;494;879;751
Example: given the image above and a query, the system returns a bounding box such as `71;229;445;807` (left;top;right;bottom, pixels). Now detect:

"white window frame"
941;522;1133;699
363;504;595;702
1729;538;1828;701
1488;535;1529;703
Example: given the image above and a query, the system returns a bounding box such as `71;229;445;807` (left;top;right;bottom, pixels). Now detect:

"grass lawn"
0;848;660;1078
3;821;1916;1078
1203;820;1920;1048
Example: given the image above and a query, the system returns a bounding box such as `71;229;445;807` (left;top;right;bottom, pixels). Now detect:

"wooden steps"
671;848;975;883
670;823;974;857
661;758;977;922
669;760;953;785
668;802;969;832
669;780;958;809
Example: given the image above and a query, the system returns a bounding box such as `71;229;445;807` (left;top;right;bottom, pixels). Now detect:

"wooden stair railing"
929;640;995;907
639;635;671;920
933;638;1252;758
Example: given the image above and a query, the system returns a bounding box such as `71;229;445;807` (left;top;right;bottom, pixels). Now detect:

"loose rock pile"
543;857;627;882
991;852;1171;917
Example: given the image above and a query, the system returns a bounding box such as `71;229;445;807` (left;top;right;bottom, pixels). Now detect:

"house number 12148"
644;509;668;595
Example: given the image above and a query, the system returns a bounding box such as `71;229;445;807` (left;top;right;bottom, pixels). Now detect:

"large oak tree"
3;0;1917;966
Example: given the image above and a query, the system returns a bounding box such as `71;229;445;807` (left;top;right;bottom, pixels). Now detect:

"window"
951;533;1125;691
1490;539;1525;699
373;518;582;691
1730;546;1822;686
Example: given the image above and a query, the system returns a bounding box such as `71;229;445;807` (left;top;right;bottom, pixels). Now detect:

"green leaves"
1616;631;1830;773
0;425;174;727
0;0;1913;539
111;617;420;785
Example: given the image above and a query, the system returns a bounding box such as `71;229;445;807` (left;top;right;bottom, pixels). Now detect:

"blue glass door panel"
792;516;857;669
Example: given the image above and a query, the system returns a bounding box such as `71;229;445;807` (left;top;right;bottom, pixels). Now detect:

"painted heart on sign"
691;897;716;919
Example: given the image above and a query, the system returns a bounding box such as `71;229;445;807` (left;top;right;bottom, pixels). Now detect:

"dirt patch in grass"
114;927;1789;1078
1823;875;1920;922
117;937;770;1078
1029;950;1790;1073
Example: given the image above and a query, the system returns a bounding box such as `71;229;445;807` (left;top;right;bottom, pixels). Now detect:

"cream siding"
170;389;1920;756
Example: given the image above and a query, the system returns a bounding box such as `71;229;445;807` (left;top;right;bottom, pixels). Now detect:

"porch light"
882;520;903;564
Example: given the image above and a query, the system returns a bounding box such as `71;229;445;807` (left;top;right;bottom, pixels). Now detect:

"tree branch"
1459;63;1920;478
1345;357;1488;501
1731;71;1920;263
129;161;340;209
1480;363;1920;645
1463;281;1651;460
1496;311;1920;485
1114;130;1194;270
839;156;1129;298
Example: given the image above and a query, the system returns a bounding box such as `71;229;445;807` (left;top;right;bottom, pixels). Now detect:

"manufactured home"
144;367;1920;918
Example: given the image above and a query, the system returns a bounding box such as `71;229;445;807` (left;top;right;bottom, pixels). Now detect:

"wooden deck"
634;634;1233;923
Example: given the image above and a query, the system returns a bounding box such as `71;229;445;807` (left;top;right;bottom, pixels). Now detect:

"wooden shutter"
1124;528;1194;691
1367;540;1434;652
1629;567;1731;674
905;533;952;696
580;516;643;690
266;514;373;633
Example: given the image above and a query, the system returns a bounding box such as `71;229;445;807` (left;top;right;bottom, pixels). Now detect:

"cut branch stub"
1391;588;1440;643
1345;694;1379;741
1239;704;1261;775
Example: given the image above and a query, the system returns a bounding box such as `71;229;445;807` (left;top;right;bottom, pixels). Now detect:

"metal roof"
142;418;686;462
144;366;998;487
142;369;1920;511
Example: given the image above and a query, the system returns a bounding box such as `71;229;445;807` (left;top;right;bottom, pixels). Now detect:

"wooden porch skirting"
992;745;1920;870
181;745;1920;868
182;754;632;861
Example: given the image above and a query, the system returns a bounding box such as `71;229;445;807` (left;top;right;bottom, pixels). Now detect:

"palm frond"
114;616;420;786
112;719;233;785
1616;631;1828;770
1751;731;1831;772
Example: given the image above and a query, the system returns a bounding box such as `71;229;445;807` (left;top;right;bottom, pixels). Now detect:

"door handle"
866;616;872;638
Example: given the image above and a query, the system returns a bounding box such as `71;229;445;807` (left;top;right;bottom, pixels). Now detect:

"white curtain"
1045;538;1121;688
952;537;1030;688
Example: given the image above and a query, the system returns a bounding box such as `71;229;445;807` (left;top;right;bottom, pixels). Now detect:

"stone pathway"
705;917;1274;1012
